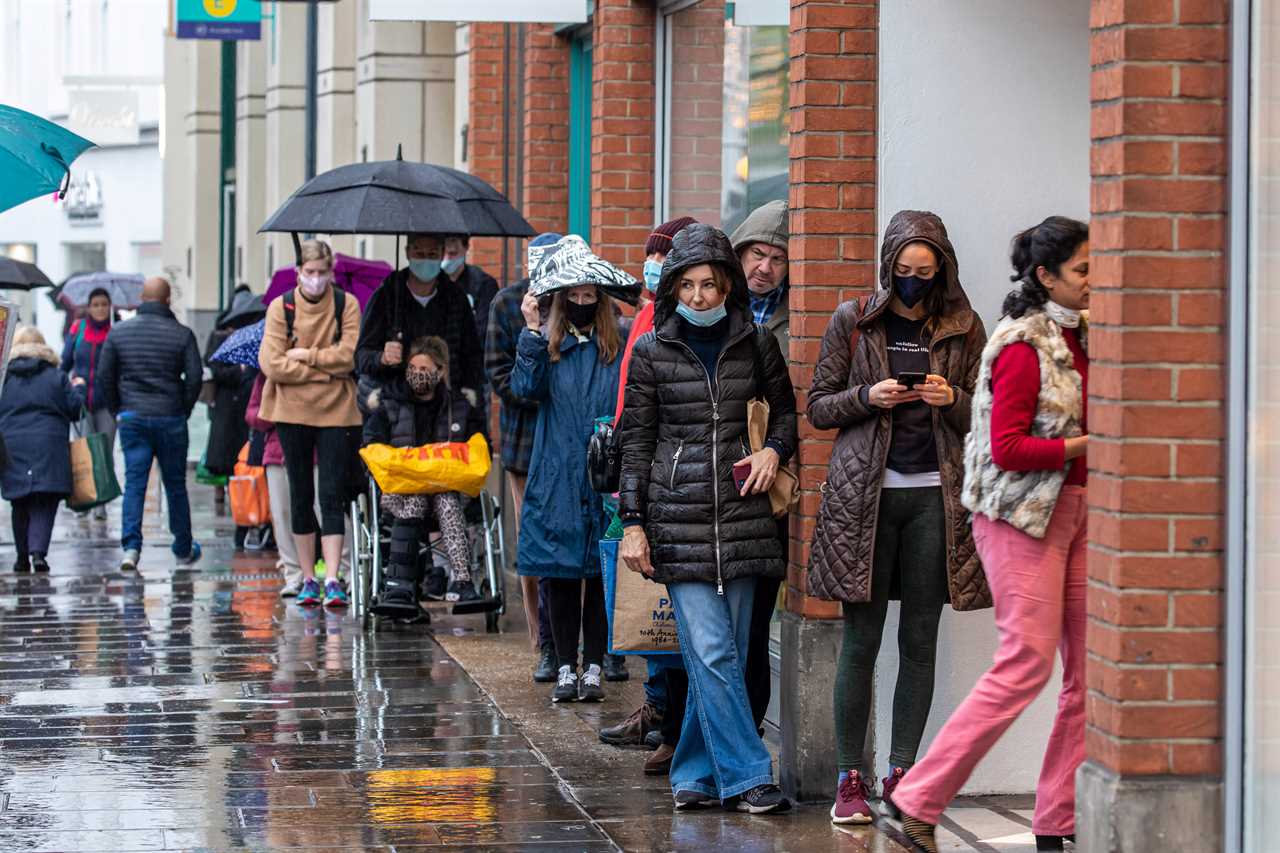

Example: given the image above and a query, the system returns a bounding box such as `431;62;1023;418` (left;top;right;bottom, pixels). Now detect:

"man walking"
96;277;204;572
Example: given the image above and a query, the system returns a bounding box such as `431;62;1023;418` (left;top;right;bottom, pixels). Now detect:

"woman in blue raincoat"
512;238;630;706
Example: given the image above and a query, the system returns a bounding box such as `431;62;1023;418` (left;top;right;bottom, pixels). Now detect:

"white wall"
876;0;1090;794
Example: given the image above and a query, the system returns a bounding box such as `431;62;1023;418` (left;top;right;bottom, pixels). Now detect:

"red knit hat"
645;216;698;257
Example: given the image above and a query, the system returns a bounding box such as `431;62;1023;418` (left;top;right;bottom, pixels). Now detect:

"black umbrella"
259;148;535;239
216;285;266;329
0;257;52;290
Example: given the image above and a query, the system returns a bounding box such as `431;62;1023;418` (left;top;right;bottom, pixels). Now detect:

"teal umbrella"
0;104;95;214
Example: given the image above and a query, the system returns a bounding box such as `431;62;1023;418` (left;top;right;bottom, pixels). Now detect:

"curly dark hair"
1002;216;1089;319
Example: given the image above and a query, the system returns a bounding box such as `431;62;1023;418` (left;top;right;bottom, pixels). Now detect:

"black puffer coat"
362;379;486;450
619;224;797;587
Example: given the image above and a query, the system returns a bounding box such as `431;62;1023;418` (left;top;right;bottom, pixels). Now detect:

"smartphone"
896;371;927;389
733;458;753;493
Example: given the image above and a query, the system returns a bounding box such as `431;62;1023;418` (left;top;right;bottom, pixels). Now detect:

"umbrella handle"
40;144;71;199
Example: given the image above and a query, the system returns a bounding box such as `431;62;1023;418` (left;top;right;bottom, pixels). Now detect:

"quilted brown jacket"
805;210;992;611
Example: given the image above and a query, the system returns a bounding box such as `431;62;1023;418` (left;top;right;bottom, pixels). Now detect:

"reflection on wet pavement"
0;491;611;852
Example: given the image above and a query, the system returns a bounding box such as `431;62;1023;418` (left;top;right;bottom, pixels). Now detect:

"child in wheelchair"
362;336;486;617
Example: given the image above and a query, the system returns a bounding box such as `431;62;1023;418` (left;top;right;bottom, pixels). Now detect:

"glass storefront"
658;1;789;230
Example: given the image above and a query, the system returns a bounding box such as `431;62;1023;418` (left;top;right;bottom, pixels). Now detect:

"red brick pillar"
523;25;571;237
1079;2;1228;848
779;0;878;801
467;23;508;278
591;0;655;271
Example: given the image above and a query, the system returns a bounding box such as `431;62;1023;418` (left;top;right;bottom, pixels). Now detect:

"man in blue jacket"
96;277;204;572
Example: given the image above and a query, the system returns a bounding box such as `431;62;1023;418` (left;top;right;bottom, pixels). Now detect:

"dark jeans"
276;423;350;537
546;577;607;671
537;576;554;651
11;493;60;557
835;486;949;775
118;414;192;556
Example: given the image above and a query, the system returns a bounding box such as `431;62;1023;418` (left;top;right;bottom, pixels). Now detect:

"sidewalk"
0;475;1050;851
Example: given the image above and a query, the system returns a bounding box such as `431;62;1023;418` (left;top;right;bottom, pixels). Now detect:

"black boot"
12;554;29;573
372;519;423;619
1035;835;1074;851
30;553;49;573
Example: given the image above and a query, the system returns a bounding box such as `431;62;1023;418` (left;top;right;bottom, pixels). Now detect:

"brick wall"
467;23;507;278
667;0;725;226
786;0;879;619
523;24;571;238
1086;0;1228;777
591;0;656;271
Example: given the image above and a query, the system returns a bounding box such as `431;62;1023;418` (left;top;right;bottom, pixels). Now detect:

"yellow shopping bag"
359;434;492;497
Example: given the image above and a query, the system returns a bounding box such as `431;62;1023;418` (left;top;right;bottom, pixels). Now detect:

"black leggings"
276;423;351;537
835;486;949;775
546;577;607;672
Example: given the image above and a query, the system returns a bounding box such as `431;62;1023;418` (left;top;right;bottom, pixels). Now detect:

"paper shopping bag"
68;432;121;511
600;539;681;657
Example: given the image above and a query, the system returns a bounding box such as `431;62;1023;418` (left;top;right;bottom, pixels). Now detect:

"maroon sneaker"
882;766;905;809
830;770;873;825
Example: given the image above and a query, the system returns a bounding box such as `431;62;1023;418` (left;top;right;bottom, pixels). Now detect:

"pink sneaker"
882;766;905;809
830;770;873;825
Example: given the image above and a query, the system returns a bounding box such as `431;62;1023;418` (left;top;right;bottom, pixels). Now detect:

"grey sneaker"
578;663;605;702
120;550;140;572
279;570;303;598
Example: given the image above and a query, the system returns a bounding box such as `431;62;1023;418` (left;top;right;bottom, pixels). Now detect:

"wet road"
0;491;613;852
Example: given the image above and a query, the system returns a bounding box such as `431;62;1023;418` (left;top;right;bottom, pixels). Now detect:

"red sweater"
614;299;656;422
989;327;1088;486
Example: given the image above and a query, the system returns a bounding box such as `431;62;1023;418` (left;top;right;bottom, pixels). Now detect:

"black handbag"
587;420;621;494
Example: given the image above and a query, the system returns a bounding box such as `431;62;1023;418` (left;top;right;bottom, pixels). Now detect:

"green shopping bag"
196;450;228;487
68;430;121;511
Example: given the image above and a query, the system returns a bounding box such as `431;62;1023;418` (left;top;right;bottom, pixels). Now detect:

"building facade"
157;0;1271;849
0;0;164;344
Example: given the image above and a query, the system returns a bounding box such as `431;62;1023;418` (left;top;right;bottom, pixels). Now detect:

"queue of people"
0;199;1090;850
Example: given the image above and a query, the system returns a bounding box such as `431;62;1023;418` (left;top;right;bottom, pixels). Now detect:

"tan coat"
258;286;361;428
805;211;992;612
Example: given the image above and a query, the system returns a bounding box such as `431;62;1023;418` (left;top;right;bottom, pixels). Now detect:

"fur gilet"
961;308;1085;539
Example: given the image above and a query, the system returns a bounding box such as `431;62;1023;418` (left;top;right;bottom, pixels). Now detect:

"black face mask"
894;274;934;309
565;300;598;330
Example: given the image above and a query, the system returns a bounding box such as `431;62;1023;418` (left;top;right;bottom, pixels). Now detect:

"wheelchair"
348;473;507;633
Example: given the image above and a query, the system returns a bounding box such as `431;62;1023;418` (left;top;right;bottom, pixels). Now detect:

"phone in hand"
896;371;927;390
733;457;753;493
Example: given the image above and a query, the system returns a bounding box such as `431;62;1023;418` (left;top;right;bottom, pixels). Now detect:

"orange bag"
228;443;271;527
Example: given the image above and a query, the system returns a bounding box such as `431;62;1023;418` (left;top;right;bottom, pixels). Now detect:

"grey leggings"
834;486;949;775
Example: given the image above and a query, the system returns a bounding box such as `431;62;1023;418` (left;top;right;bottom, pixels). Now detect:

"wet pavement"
0;477;1049;852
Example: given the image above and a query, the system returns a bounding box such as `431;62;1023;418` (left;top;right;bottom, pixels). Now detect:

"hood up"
729;199;788;254
7;342;59;373
653;224;751;329
863;209;974;326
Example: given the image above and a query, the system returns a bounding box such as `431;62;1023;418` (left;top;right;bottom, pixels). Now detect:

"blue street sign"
175;0;261;41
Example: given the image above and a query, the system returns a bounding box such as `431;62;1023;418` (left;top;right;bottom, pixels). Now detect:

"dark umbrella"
259;148;535;239
0;257;52;291
216;285;266;329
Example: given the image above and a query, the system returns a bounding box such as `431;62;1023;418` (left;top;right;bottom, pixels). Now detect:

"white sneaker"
279;568;304;598
120;550;140;572
552;665;579;703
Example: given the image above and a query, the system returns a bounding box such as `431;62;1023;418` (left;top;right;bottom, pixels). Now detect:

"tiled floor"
0;481;1055;851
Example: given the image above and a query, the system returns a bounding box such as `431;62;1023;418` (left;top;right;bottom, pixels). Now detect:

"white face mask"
298;273;331;297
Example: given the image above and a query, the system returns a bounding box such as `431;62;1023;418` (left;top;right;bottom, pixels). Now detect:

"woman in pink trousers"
885;216;1090;853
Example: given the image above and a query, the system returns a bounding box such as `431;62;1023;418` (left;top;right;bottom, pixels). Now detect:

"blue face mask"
409;258;441;282
643;259;663;292
676;301;728;327
441;256;465;276
894;274;934;309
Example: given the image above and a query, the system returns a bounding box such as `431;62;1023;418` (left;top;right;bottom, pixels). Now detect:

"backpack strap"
284;286;346;345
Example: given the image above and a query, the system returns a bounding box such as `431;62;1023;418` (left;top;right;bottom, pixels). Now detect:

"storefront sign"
369;0;587;24
732;0;788;26
175;0;261;40
66;89;139;146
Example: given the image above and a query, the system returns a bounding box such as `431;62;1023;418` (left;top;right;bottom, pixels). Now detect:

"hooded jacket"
806;210;991;611
619;223;797;587
0;342;84;500
730;200;790;356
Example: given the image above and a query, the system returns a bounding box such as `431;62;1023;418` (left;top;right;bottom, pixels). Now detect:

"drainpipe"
304;0;318;184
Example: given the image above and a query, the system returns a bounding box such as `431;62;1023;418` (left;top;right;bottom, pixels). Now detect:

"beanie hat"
645;216;698;257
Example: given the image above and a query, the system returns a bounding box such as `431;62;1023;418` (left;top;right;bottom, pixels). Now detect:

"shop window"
657;0;789;231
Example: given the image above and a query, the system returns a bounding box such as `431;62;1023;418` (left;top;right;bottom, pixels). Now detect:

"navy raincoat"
0;342;85;501
512;325;623;579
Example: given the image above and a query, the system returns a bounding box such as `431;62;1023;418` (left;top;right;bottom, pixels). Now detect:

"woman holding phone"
806;210;988;825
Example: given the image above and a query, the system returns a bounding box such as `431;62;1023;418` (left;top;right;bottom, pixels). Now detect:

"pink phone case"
733;458;752;491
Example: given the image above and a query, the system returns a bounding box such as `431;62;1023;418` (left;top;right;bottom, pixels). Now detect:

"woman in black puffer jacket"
618;223;796;814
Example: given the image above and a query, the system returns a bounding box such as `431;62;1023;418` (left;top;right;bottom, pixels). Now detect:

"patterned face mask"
406;367;441;395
